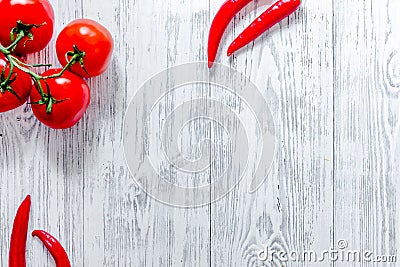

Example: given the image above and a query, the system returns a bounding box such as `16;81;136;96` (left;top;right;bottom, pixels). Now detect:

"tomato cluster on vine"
0;0;113;129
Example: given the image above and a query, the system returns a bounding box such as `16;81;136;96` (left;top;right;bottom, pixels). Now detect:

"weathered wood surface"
0;0;399;266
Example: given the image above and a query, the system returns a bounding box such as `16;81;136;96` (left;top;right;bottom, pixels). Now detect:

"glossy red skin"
9;195;31;267
30;69;90;129
32;230;71;267
56;19;114;78
0;54;32;112
0;0;54;54
227;0;301;56
208;0;252;68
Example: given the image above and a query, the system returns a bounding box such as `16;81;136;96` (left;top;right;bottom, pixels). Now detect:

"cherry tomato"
0;54;32;112
56;19;114;78
30;69;90;129
0;0;54;54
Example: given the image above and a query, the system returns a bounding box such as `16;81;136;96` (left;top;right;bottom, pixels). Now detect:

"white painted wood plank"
80;0;211;266
334;0;400;266
1;1;86;266
210;0;334;266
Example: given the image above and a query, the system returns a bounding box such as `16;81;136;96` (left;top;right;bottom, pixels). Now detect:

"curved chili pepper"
32;230;71;267
208;0;253;68
9;195;31;267
227;0;301;56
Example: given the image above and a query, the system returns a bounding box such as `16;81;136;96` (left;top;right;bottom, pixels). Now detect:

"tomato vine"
0;25;85;113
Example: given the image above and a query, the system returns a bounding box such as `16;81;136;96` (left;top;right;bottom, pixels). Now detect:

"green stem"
6;31;25;51
3;52;44;96
10;56;51;68
42;53;81;79
0;27;84;113
1;46;43;104
6;55;41;80
0;43;10;55
4;58;14;85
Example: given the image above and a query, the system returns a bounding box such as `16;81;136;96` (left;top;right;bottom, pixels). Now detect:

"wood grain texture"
0;0;399;266
210;0;334;266
334;0;400;266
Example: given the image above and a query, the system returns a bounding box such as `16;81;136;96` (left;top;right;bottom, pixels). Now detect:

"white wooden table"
1;0;400;266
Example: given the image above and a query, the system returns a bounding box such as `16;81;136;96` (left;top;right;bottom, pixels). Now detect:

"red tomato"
0;0;54;54
30;69;90;129
0;54;32;112
56;19;114;78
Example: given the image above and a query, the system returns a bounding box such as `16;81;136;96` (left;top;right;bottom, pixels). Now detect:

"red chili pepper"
208;0;301;67
32;230;71;267
9;195;31;267
208;0;253;68
227;0;301;56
